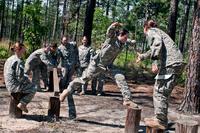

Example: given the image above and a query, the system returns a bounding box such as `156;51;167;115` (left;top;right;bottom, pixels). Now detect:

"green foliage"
23;0;46;53
0;41;11;59
92;8;112;48
0;47;10;59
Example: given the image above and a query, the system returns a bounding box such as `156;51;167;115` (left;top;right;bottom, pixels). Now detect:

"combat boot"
17;103;28;113
60;89;69;102
144;117;166;130
123;99;139;109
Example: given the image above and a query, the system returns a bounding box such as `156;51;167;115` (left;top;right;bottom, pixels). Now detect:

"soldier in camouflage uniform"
4;42;36;113
57;36;79;119
24;43;57;91
137;20;184;129
60;22;138;109
77;36;95;95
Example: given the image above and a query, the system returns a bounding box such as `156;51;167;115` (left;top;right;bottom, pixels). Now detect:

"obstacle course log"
125;107;141;133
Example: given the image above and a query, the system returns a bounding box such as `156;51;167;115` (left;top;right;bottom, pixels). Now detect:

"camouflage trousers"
59;66;76;119
67;60;132;100
91;73;105;95
153;64;183;126
78;67;104;94
9;79;36;105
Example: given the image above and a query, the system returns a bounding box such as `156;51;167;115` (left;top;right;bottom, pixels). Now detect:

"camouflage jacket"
99;24;136;67
139;28;183;68
57;42;79;68
4;55;31;92
78;45;95;68
25;48;55;68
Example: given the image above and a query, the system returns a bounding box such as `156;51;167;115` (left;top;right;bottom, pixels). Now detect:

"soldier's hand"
136;52;141;63
151;64;159;74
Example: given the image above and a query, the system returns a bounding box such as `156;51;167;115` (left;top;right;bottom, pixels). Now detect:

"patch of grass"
0;40;11;59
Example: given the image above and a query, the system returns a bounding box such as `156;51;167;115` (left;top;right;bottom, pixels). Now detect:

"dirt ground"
0;78;185;133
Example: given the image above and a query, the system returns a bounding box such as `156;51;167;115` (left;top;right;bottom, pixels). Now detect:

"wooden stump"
9;93;26;118
48;68;61;121
48;96;60;121
175;119;198;133
146;126;164;133
124;107;141;133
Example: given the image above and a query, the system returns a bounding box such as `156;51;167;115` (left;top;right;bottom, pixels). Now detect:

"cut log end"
125;107;141;133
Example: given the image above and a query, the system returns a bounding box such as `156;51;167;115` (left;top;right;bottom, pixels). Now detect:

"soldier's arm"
106;22;122;39
138;32;162;60
138;50;152;61
89;48;95;60
40;53;54;67
73;42;80;68
56;49;62;67
148;32;162;60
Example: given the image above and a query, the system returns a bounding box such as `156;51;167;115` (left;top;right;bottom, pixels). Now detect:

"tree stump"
9;93;27;118
175;119;198;133
48;68;61;121
124;107;141;133
48;96;60;121
146;126;164;133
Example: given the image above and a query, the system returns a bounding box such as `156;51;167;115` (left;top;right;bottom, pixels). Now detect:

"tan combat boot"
123;99;139;109
17;103;28;113
144;117;166;130
59;89;69;102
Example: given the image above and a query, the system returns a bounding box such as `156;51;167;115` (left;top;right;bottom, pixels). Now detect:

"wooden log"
9;93;26;118
48;96;60;121
124;107;141;133
48;70;54;92
53;68;60;92
146;126;164;133
175;119;198;133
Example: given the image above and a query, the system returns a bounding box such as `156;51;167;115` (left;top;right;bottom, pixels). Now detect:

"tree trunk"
61;0;67;37
52;0;59;40
18;0;24;41
179;0;200;113
112;0;117;21
106;1;109;16
9;0;15;41
73;0;81;41
83;0;96;45
178;0;191;53
44;0;49;42
0;0;5;41
5;0;10;38
168;0;179;41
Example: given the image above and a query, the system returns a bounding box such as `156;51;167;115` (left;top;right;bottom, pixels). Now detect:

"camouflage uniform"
91;73;105;95
139;27;183;127
24;48;55;90
78;44;95;94
66;24;136;101
57;42;79;119
4;55;36;105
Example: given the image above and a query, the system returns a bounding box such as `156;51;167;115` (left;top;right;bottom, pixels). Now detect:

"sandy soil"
0;80;184;133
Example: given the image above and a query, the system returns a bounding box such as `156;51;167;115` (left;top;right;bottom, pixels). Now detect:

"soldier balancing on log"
136;20;184;129
4;42;36;113
60;22;138;109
